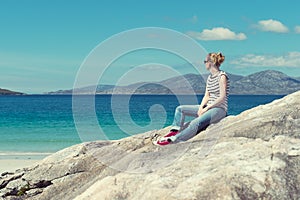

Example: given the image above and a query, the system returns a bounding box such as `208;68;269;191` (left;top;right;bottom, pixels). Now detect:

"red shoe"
155;138;171;146
164;130;179;137
153;136;176;146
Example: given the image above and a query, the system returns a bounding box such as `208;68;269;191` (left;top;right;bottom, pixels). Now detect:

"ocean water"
0;94;285;155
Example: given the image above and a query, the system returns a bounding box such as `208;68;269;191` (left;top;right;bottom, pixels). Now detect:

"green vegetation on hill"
0;88;24;95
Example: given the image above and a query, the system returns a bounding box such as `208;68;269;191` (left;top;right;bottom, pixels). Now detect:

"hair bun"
208;52;225;67
216;52;225;65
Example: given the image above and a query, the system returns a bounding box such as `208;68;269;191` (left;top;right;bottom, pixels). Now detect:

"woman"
155;52;230;145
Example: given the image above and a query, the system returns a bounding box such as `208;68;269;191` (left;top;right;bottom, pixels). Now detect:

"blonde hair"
208;52;225;67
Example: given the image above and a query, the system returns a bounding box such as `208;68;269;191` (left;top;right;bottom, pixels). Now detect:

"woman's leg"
171;105;200;130
172;107;226;142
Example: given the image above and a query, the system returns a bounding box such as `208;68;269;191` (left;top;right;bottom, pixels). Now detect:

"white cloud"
231;52;300;67
256;19;289;33
187;27;247;41
295;26;300;34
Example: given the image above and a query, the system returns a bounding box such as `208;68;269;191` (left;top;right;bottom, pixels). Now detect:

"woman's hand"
198;105;209;116
198;106;209;116
197;107;203;116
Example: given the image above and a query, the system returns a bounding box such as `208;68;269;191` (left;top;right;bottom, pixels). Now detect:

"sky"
1;0;300;93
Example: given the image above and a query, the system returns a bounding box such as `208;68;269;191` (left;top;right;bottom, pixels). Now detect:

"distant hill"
46;70;300;95
231;70;300;94
0;88;24;95
47;85;115;95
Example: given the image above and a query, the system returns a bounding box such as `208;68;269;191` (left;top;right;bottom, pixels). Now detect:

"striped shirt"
206;70;230;113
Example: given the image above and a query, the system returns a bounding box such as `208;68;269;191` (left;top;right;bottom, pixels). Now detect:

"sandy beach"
0;159;41;174
0;153;51;174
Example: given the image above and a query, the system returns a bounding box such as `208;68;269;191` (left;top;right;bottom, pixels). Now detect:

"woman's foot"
154;136;176;146
164;129;179;137
155;138;170;146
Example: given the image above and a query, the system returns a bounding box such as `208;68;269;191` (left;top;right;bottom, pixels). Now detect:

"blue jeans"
171;105;227;142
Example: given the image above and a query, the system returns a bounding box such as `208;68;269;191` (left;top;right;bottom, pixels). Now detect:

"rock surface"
1;90;300;200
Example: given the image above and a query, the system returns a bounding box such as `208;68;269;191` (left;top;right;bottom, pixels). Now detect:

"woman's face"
204;55;211;70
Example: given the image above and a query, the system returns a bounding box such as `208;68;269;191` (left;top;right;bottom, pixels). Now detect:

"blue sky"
1;0;300;93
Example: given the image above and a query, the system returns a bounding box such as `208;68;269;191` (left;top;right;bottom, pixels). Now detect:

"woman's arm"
206;74;227;110
200;87;210;108
197;87;210;116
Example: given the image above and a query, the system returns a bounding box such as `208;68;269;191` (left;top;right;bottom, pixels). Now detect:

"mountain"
1;90;300;199
0;88;24;95
108;73;207;94
47;84;115;95
231;70;300;94
46;70;300;95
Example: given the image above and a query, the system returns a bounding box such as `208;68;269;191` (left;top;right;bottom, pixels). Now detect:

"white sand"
0;152;51;174
0;159;41;174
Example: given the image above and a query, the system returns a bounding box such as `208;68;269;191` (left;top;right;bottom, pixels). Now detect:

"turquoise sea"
0;94;285;157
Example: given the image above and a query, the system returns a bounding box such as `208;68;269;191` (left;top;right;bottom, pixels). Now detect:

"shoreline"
0;152;52;174
0;159;41;174
1;93;288;96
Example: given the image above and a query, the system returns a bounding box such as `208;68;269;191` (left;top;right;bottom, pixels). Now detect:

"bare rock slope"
1;90;300;200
